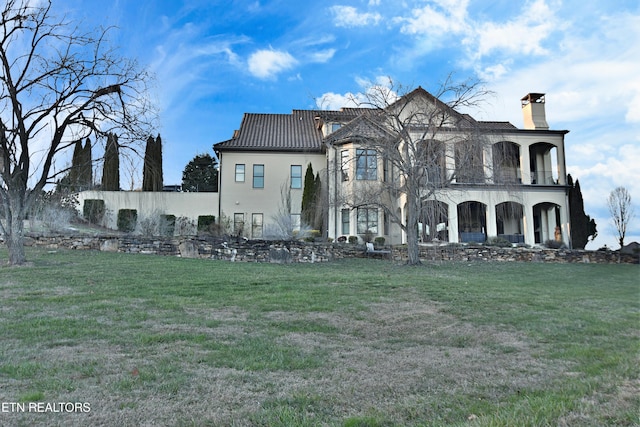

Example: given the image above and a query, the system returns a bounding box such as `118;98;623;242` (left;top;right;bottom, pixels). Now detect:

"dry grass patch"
0;250;637;426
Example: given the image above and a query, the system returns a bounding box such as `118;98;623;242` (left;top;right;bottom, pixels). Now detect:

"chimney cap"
521;93;546;106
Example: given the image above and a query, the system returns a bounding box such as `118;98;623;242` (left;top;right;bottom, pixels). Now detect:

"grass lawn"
0;248;638;426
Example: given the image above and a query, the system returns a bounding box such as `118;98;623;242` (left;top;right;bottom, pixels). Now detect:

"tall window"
455;142;484;184
291;165;302;189
290;214;301;232
251;213;263;238
235;164;245;182
341;209;350;235
357;208;378;234
233;213;245;236
341;150;349;181
383;211;390;235
356;149;377;180
253;164;264;188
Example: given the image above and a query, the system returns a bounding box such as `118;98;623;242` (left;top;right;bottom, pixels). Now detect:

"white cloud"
307;48;336;63
331;5;382;28
247;49;298;80
398;0;469;36
316;92;361;110
474;0;556;58
317;76;399;110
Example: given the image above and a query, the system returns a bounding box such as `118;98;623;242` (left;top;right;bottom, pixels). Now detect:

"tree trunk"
5;215;26;265
405;198;421;265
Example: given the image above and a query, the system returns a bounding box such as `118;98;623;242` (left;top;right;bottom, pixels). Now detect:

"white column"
448;204;459;243
520;142;531;185
523;205;536;246
486;203;497;239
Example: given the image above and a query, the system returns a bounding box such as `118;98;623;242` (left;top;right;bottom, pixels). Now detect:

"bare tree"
607;186;634;249
326;77;492;265
0;0;155;265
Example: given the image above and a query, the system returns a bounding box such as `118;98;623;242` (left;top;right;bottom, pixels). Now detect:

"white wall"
218;151;326;238
76;190;219;230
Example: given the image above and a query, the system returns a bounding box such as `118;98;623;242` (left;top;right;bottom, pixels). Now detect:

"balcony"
530;170;558;185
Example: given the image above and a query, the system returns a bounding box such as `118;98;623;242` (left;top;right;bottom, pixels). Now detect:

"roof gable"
324;114;393;145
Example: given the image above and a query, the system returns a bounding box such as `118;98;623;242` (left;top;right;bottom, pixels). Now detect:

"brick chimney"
521;93;549;130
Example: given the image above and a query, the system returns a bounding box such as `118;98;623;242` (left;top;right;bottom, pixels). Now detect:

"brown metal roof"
216;110;324;152
215;92;522;153
477;121;518;130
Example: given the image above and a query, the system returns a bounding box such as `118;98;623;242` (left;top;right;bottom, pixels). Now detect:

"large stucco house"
215;89;571;247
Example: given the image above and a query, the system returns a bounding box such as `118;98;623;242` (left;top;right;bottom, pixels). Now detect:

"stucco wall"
218;151;326;238
76;191;219;230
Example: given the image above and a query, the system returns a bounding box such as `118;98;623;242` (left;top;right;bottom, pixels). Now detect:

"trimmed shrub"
348;235;358;244
83;199;105;224
486;237;513;247
197;215;216;233
361;229;374;243
544;239;564;249
160;214;176;237
374;236;385;246
117;209;137;233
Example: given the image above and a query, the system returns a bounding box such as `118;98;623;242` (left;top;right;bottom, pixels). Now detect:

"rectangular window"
235;164;245;182
290;214;301;232
291;165;302;189
341;209;350;235
251;213;263;238
341;150;349;181
253;164;264;188
357;208;378;234
356;149;377;180
233;213;245;236
384;211;390;235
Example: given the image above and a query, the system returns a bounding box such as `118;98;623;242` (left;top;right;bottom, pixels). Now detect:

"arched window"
492;142;521;184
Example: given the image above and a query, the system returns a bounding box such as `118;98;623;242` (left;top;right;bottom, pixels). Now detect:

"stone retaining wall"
21;234;639;264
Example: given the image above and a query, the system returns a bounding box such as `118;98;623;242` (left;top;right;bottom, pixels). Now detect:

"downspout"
561;133;572;249
217;151;223;222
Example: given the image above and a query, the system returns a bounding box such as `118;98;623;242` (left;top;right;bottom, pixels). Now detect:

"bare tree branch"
0;0;156;265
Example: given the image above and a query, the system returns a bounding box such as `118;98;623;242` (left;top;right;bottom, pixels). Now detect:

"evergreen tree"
182;153;218;192
313;172;323;231
143;134;163;191
142;135;154;191
568;174;597;248
102;133;120;191
154;135;163;191
68;138;92;191
68;139;82;192
301;163;315;226
79;138;92;191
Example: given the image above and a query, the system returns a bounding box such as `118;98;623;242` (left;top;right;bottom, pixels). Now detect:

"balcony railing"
498;234;525;244
460;232;486;243
530;171;558;185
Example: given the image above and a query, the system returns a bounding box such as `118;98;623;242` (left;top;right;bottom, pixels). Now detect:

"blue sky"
62;0;639;249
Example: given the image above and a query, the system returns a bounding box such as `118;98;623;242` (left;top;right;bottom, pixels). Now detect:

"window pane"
291;214;301;231
341;150;349;181
234;213;245;236
291;165;302;189
341;208;350;235
252;213;263;238
357;208;378;234
235;164;245;182
253;164;264;188
356;149;377;180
